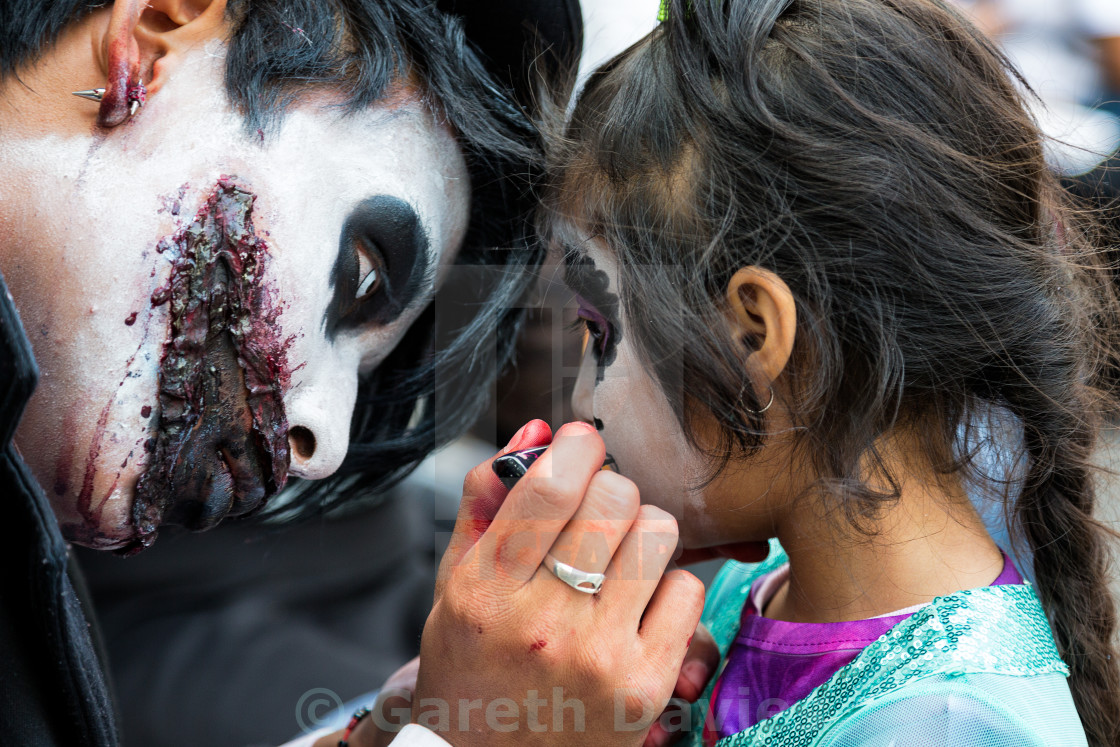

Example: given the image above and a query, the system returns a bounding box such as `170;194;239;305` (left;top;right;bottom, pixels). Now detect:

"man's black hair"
0;0;565;519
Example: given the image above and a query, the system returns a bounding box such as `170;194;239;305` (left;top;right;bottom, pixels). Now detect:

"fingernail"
682;659;711;695
560;421;597;436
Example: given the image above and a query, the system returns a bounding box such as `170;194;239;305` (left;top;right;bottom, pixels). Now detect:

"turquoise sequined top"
687;541;1088;746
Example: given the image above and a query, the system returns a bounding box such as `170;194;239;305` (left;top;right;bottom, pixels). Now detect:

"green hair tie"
658;0;670;22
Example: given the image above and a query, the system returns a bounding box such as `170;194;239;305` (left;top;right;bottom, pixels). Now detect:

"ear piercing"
72;88;106;103
71;77;146;117
126;78;147;116
745;384;775;415
737;379;775;416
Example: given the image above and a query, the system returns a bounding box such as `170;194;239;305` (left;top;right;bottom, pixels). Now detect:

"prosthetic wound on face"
129;178;292;551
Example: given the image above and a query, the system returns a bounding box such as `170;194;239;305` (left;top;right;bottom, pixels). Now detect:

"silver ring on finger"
542;553;605;595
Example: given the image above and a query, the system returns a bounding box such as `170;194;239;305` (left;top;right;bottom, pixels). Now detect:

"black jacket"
0;270;119;746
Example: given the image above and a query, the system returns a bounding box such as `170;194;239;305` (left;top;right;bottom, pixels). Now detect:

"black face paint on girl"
564;249;621;384
325;195;430;339
576;295;612;357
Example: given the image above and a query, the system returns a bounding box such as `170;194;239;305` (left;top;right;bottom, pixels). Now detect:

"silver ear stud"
127;78;146;116
73;78;145;117
72;88;106;103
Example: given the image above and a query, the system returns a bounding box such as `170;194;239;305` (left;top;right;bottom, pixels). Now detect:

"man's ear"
725;266;796;386
97;0;225;127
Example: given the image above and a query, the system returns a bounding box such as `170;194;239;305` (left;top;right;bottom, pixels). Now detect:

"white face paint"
0;41;469;550
567;240;785;550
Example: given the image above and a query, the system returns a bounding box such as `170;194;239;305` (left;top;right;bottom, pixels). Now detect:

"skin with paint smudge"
567;240;799;551
565;249;622;385
0;6;469;551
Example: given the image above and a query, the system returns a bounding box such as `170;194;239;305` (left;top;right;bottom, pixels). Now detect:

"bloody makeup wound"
130;177;293;552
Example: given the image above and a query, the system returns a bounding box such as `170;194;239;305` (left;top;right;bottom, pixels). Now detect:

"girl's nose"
570;352;596;424
284;373;358;480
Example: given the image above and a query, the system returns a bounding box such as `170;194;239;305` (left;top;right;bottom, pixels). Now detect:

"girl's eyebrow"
558;234;602;291
561;246;619;325
559;244;587;289
561;248;598;298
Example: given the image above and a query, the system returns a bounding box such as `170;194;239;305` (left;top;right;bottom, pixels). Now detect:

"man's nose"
284;369;358;480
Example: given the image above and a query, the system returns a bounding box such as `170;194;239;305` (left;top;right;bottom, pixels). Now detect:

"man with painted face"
0;0;579;744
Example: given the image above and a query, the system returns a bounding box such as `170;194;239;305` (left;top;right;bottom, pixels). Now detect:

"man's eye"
354;238;385;301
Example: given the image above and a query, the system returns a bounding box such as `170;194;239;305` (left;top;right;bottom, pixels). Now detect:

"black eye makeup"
574;295;613;359
326;195;430;339
562;245;623;384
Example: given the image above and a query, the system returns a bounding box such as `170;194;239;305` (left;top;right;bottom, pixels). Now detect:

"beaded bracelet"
338;706;372;747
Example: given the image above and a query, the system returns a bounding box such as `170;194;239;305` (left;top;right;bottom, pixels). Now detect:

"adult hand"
643;623;720;747
312;422;559;747
308;657;418;747
311;633;718;747
408;421;706;745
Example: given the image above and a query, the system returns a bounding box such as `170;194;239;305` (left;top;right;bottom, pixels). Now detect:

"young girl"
539;0;1120;742
333;0;1120;745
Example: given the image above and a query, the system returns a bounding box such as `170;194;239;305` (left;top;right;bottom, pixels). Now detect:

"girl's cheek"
572;333;627;441
585;360;630;431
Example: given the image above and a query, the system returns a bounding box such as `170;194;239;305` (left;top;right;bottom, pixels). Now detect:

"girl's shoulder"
692;542;1087;747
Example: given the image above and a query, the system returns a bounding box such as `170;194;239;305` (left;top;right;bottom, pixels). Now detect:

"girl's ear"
725;267;797;383
96;0;226;127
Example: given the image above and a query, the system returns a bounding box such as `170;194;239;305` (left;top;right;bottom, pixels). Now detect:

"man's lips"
156;291;277;532
162;444;266;531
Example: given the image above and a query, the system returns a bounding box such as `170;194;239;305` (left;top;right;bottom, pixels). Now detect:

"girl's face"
567;240;795;550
